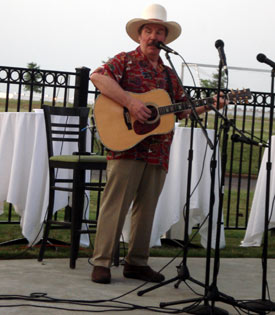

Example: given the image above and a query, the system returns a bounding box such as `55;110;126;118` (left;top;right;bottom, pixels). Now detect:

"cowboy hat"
126;3;181;44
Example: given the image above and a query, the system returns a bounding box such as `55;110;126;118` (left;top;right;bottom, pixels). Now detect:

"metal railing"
0;65;95;111
0;65;273;230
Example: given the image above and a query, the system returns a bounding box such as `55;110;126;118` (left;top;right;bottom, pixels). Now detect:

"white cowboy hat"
126;3;182;44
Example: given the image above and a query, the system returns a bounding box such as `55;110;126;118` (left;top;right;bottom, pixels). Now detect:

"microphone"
215;39;228;75
155;41;178;55
257;53;275;69
231;134;267;147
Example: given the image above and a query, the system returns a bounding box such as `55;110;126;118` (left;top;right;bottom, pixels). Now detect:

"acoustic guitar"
93;88;251;152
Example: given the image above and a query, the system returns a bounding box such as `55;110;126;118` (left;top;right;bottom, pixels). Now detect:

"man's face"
138;23;167;60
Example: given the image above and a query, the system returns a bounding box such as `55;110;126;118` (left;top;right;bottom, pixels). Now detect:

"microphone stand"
169;59;234;314
138;51;227;309
241;68;275;313
178;61;266;314
141;55;257;314
138;47;269;314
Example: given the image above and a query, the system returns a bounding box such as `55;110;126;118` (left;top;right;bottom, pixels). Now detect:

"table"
122;126;225;249
0;111;90;246
1;116;224;249
241;136;275;247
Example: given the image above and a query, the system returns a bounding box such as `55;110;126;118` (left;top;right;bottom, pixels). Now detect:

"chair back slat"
42;105;90;157
52;123;80;128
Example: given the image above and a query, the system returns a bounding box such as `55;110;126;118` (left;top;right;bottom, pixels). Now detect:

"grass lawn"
1;207;275;261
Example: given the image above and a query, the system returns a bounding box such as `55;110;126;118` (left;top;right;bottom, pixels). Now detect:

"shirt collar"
136;46;165;72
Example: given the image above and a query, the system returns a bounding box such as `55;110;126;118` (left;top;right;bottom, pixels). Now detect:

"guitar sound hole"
147;105;159;122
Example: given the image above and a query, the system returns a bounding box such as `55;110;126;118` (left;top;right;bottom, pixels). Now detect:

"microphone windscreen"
156;41;163;49
257;53;266;63
215;39;224;48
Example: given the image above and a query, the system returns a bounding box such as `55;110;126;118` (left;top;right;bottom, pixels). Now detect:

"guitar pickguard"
133;119;160;135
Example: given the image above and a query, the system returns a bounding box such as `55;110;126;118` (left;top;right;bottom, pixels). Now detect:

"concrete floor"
0;256;275;314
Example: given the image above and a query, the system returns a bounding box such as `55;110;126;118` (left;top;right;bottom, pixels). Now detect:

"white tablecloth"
241;136;275;247
0;111;90;246
122;126;225;249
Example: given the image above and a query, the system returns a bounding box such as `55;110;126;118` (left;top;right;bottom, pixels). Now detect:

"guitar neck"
158;97;215;116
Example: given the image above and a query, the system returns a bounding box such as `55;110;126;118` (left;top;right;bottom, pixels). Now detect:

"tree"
24;62;42;94
200;70;227;89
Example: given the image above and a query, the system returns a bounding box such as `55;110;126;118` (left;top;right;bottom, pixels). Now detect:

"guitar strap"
121;53;133;130
164;67;175;104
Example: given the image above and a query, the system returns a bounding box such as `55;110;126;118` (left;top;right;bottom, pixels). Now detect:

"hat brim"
126;18;181;44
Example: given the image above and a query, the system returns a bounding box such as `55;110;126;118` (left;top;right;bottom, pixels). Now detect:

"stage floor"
1;256;275;314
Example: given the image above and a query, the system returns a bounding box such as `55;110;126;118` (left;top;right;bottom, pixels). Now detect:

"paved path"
0;257;274;314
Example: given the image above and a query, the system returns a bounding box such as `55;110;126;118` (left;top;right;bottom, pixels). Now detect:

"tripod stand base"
0;238;29;246
160;297;229;315
241;299;275;313
0;238;69;248
182;304;229;315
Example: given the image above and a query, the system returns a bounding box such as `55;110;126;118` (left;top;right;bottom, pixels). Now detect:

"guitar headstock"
227;89;252;104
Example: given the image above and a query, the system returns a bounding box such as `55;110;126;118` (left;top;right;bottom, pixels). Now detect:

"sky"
1;0;275;92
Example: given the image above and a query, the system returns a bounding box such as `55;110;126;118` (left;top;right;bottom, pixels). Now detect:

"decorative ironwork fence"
0;65;273;231
0;65;93;111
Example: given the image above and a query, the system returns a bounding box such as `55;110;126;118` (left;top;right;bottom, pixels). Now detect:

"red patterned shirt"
92;46;185;172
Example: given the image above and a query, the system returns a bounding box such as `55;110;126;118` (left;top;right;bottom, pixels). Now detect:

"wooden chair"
38;105;107;268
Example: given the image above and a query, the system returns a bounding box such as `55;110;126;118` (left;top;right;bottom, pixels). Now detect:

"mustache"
148;40;158;47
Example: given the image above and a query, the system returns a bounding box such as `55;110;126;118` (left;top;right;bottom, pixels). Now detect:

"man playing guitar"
90;3;226;284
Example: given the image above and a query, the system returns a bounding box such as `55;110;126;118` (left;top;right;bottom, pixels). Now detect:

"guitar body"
93;87;252;152
94;89;175;151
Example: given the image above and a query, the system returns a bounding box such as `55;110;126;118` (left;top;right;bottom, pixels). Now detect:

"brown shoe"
123;262;165;283
91;266;111;284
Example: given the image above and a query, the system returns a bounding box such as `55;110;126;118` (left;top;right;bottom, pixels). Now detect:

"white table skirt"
241;136;275;247
0;111;90;246
122;126;225;249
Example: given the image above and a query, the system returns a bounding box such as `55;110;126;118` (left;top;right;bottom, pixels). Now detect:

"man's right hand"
90;73;152;124
127;96;152;124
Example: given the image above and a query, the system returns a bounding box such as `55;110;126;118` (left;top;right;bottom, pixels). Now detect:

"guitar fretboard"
158;97;215;116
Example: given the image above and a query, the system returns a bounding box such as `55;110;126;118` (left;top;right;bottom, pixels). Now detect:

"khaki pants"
92;159;166;268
